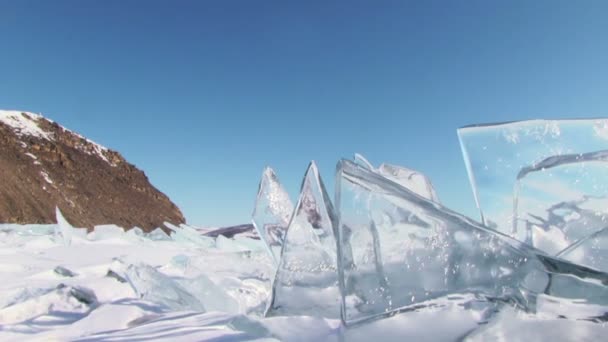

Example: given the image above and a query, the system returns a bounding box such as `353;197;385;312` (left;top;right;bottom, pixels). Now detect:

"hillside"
0;110;185;231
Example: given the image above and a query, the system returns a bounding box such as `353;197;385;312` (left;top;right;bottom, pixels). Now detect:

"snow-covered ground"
0;223;606;341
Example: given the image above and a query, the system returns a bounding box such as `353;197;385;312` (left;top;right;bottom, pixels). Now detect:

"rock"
0;110;185;231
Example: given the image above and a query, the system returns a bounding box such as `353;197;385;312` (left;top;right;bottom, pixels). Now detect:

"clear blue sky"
1;1;607;227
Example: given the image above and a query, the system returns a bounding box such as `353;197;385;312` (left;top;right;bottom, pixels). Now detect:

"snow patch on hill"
0;110;53;141
0;110;115;166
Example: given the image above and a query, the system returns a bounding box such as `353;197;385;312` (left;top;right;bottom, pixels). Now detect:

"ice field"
2;119;608;340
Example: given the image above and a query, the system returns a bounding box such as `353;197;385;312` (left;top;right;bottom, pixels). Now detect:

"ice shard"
146;227;172;241
55;207;73;246
165;222;215;247
54;266;77;277
458;119;608;254
353;154;440;202
124;263;206;312
335;159;608;324
266;161;342;319
177;274;240;313
377;163;440;203
557;227;608;273
353;153;374;170
251;167;294;263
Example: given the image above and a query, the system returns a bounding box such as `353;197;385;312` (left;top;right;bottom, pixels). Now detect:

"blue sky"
1;1;607;227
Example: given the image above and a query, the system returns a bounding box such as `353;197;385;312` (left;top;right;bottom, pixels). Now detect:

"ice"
146;227;172;241
105;269;128;283
165;222;215;247
54;265;77;277
0;284;96;325
90;224;125;240
353;154;440;202
57;284;98;306
377;163;440;203
252;167;295;263
232;235;267;252
0;287;53;310
335;158;608;324
4;223;55;236
465;306;608;341
216;234;254;252
177;274;240;313
458;119;608;254
204;224;256;238
266;161;342;319
353;153;374;170
5;145;608;339
73;312;276;341
125;227;145;238
557;227;608;273
55;207;73;246
124;263;206;312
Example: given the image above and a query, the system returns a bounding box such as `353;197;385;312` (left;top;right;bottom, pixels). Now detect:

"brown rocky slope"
0;110;185;231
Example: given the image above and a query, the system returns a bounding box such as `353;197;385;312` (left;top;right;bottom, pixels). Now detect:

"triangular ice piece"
251;167;294;263
335;159;608;325
266;161;341;318
377;163;440;203
164;222;214;247
55;207;73;246
353;154;440;203
353;153;374;170
146;227;171;241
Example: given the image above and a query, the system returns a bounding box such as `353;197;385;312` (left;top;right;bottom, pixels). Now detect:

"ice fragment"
125;263;206;312
55;207;73;246
252;167;294;263
458;119;608;254
266;161;342;318
335;158;608;324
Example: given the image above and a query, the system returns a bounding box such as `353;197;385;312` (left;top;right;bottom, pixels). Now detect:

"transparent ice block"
458;119;608;254
266;161;341;318
335;158;608;324
251;167;294;263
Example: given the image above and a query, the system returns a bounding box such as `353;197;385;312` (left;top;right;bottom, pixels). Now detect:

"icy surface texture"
146;227;172;241
90;225;125;240
55;207;73;246
557;227;608;273
353;154;440;202
165;222;215;247
335;159;608;324
252;167;294;263
125;263;206;312
0;284;97;325
377;163;440;203
177;274;241;313
458;119;608;254
54;266;77;277
266;162;342;318
353;153;374;170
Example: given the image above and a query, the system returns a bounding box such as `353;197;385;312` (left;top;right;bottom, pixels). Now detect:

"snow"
39;170;54;184
24;152;37;160
59;125;115;166
0;110;53;140
0;222;605;341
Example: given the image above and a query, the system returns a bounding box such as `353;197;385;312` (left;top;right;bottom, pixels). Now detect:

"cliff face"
0;110;185;231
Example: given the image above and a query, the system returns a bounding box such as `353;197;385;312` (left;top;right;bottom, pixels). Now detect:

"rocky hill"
0;110;185;231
